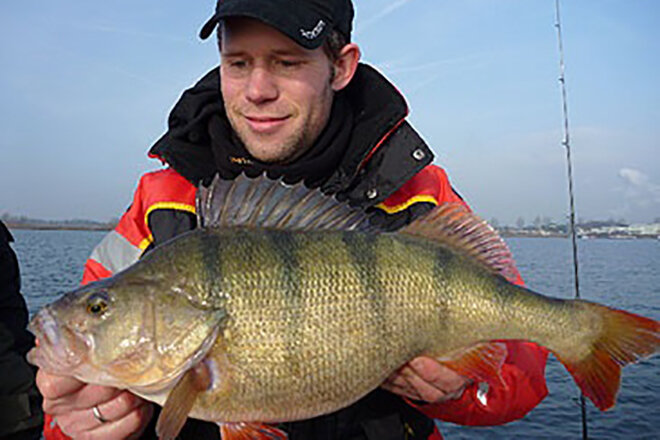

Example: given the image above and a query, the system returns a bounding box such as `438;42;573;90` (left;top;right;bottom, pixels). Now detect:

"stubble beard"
235;124;308;164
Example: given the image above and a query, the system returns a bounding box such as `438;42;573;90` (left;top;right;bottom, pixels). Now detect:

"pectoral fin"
436;342;508;389
219;422;288;440
156;362;212;440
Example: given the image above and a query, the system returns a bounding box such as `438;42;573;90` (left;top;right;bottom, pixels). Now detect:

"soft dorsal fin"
400;203;519;283
196;173;377;232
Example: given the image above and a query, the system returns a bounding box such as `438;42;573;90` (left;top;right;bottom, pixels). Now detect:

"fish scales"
164;228;447;422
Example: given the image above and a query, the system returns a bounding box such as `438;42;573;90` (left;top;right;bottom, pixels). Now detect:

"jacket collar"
149;63;433;206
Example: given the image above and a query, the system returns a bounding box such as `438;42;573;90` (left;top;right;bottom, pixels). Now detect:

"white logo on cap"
300;20;326;40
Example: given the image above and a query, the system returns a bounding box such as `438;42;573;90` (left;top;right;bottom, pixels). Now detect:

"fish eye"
86;293;109;317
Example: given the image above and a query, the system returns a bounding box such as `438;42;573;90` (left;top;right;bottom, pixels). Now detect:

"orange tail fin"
555;304;659;411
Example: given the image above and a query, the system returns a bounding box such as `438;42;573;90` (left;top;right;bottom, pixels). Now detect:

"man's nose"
245;66;278;104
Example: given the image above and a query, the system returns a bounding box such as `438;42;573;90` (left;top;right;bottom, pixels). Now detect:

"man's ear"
331;43;361;92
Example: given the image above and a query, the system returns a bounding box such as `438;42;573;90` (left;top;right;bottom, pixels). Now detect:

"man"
0;221;43;440
36;1;549;439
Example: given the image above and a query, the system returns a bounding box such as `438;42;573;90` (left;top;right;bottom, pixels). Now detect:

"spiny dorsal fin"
400;203;519;283
196;173;378;232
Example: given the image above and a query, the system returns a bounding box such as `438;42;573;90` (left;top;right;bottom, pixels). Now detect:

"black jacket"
0;222;43;439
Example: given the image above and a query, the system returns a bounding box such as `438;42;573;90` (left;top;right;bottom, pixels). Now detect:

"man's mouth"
244;115;290;134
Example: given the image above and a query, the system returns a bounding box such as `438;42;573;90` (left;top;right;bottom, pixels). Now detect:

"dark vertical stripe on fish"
341;231;388;340
432;246;453;325
265;230;303;373
199;230;224;303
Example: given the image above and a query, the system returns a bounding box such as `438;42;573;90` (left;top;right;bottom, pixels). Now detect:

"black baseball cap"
199;0;354;49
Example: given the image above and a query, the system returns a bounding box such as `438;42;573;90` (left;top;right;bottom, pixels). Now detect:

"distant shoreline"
6;223;113;232
7;223;659;240
500;231;659;240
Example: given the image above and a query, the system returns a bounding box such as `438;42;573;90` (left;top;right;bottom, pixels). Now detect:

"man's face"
220;18;336;163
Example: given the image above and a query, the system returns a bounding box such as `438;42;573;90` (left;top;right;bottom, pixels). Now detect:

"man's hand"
36;369;154;440
381;356;472;403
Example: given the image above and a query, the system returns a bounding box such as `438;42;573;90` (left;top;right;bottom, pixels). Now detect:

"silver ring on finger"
92;405;109;424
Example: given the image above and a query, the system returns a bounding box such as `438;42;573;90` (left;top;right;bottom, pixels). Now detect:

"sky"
0;0;658;225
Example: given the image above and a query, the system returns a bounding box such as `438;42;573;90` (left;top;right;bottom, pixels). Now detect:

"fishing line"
553;1;588;438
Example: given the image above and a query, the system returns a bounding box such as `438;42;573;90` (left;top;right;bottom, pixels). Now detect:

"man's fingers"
93;392;146;424
43;383;123;413
382;365;437;402
381;357;472;403
71;385;125;411
56;399;154;439
87;403;155;440
126;404;156;440
37;369;125;415
399;365;448;403
36;370;85;400
381;368;419;399
384;369;411;390
408;357;469;392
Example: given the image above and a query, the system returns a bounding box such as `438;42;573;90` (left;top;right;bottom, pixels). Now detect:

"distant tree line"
488;216;634;231
1;212;118;231
483;215;660;239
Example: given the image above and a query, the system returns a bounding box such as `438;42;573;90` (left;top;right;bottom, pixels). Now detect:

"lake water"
10;229;660;439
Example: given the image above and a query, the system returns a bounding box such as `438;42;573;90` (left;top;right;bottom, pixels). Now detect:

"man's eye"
277;59;301;68
229;60;247;69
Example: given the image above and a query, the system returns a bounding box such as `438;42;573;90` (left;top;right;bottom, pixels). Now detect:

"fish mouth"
27;308;88;374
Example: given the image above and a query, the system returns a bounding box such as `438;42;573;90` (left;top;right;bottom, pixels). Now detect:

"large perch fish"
28;175;659;440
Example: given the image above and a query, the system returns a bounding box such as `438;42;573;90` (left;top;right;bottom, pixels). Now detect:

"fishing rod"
553;1;588;438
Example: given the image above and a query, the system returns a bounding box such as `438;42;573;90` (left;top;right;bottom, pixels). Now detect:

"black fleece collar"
207;88;353;189
149;63;433;204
